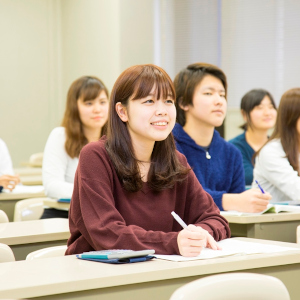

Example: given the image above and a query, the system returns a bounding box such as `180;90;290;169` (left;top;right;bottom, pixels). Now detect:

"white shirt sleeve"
255;140;300;201
0;138;14;176
42;127;78;199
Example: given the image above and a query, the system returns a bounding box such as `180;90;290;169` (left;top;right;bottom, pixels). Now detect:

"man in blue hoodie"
172;63;271;212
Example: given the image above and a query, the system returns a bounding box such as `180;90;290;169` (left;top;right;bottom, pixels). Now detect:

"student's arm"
42;128;75;199
222;148;271;213
256;143;300;201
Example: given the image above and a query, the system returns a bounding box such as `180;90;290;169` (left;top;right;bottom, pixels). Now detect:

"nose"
93;102;102;113
214;93;224;105
155;100;168;116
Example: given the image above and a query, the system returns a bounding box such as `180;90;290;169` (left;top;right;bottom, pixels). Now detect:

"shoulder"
259;139;283;157
228;132;245;146
80;137;109;162
213;131;241;156
0;138;7;150
48;127;66;139
175;149;189;166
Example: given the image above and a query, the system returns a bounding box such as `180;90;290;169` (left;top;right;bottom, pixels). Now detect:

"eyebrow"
146;93;174;98
203;87;225;93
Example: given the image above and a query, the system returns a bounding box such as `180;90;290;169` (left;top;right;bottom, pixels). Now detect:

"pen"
255;180;265;194
171;211;188;229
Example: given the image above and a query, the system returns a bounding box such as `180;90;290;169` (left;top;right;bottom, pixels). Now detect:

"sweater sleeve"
183;169;230;240
256;142;300;201
42;128;75;199
69;145;180;255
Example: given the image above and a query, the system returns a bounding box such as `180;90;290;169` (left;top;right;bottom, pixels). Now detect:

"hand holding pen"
171;211;221;257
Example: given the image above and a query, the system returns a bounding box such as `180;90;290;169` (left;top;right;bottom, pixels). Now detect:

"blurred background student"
173;63;271;213
229;89;277;186
254;88;300;204
0;138;20;192
42;76;109;218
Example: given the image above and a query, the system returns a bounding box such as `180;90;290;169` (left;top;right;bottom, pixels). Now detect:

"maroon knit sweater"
66;138;230;255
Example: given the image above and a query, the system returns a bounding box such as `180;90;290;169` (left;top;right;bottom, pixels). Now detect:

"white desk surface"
0;218;69;245
0;190;45;201
222;211;300;224
14;167;42;176
0;238;300;300
43;198;70;210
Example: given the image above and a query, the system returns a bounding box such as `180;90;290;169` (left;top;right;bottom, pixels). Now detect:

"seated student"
0;138;20;192
254;88;300;203
66;64;230;257
229;89;277;186
172;63;271;213
42;76;109;218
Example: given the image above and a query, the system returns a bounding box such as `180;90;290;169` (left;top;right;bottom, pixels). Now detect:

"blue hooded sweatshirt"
173;123;245;210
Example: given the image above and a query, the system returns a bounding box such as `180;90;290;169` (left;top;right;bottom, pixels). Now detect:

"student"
172;63;271;213
42;76;109;218
66;64;230;257
254;88;300;203
0;138;20;191
229;89;277;186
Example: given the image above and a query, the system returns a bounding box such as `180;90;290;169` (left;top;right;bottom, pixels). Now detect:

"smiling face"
247;96;277;131
183;74;227;128
77;90;109;131
116;86;176;146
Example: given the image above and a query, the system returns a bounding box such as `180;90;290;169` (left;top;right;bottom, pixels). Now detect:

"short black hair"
174;62;227;126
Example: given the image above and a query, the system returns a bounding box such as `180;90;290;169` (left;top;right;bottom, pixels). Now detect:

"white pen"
171;211;189;230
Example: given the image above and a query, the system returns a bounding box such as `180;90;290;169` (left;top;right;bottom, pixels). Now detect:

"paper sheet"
154;239;299;262
3;185;44;194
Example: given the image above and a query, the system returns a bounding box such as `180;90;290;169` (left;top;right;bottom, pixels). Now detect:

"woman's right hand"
0;174;20;191
177;224;220;257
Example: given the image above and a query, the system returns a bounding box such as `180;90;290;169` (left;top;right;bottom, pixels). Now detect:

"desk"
0;218;69;260
43;198;70;210
223;212;300;243
14;167;42;176
20;175;43;185
0;238;299;300
0;189;45;221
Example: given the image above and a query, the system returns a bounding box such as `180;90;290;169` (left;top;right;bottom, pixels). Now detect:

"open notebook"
154;239;298;262
221;204;300;217
2;185;44;194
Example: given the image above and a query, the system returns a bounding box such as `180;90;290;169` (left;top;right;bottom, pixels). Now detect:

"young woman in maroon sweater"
66;64;230;257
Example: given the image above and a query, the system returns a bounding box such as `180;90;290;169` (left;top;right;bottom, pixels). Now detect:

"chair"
29;152;43;167
26;245;67;260
0;210;9;223
0;243;15;262
13;198;46;222
297;225;300;243
169;273;290;300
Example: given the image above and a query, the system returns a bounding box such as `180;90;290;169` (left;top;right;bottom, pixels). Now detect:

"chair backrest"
0;243;15;263
169;273;290;300
0;210;9;223
29;152;43;167
13;198;45;222
297;225;300;243
26;245;67;260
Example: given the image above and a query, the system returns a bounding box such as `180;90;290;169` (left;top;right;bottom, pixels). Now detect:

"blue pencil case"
76;255;155;264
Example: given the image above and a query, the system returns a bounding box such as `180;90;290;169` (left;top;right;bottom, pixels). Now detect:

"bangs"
131;66;175;101
80;80;105;102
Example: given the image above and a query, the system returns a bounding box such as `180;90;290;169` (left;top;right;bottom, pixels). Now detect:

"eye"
220;94;226;98
165;99;175;104
100;100;108;105
85;101;93;106
203;92;212;96
143;99;154;104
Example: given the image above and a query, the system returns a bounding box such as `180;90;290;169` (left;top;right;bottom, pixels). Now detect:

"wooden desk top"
14;167;42;176
20;175;43;186
0;238;299;299
43;198;70;210
0;218;70;245
222;211;300;224
0;185;45;201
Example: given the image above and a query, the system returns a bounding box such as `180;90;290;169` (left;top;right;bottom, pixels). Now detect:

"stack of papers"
154;239;298;262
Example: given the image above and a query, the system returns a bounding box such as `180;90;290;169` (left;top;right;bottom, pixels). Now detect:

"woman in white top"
0;138;20;191
42;76;109;218
254;88;300;203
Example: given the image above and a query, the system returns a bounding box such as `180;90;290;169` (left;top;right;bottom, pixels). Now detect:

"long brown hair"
174;62;227;126
260;88;300;173
106;64;190;192
61;76;109;158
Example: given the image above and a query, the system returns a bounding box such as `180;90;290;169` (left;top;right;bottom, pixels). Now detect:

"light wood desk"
0;238;299;300
0;188;45;221
20;175;43;185
222;212;300;243
0;218;69;260
43;198;70;210
14;167;42;176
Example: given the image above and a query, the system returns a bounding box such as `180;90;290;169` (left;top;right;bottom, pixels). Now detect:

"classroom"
1;0;300;299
